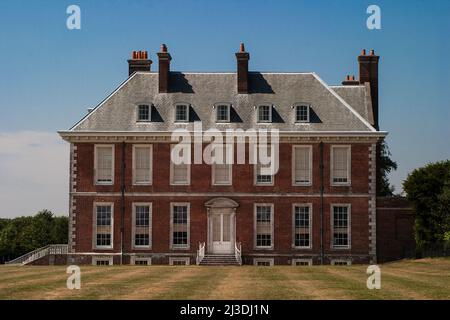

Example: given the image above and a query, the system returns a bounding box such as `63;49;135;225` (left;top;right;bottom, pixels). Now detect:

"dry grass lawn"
0;258;449;300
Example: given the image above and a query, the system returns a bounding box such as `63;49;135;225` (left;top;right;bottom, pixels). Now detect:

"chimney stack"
157;44;172;93
127;51;152;76
342;74;359;85
235;43;250;94
358;49;380;129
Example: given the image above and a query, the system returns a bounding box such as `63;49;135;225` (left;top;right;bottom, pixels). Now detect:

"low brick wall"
376;197;415;263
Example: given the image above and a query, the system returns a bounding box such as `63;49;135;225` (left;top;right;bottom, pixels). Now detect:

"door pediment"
205;197;239;209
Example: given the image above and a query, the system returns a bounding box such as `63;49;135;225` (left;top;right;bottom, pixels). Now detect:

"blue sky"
0;0;449;217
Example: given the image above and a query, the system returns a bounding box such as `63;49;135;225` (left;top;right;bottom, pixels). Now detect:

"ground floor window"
131;256;152;265
331;204;351;249
292;259;312;266
92;256;113;266
331;259;352;266
169;257;190;266
170;203;190;249
254;204;274;249
253;258;274;266
94;203;113;249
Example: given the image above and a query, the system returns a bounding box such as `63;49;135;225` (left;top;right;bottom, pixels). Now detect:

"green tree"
378;140;398;196
403;160;450;248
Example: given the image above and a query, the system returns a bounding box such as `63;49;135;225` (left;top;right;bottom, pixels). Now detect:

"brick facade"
68;141;375;265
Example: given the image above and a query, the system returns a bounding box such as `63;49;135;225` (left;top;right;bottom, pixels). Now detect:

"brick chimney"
127;51;152;76
157;44;172;93
235;43;250;94
358;49;380;129
342;74;359;85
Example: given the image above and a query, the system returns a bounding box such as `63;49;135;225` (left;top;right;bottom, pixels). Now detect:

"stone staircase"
199;254;240;266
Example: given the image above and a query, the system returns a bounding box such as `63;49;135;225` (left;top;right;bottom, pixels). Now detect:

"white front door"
211;212;234;254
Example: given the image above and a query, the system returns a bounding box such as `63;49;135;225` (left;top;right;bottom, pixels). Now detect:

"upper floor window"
170;145;190;185
212;145;232;185
175;104;189;122
255;144;274;185
257;105;272;123
331;145;351;186
331;204;351;249
292;145;312;186
94;145;114;185
216;104;230;122
132;145;152;185
94;203;113;249
137;104;151;122
295;105;310;122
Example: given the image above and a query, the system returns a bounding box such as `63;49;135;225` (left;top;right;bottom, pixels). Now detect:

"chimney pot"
361;49;366;56
240;43;245;53
128;50;152;76
161;44;168;53
370;49;375;56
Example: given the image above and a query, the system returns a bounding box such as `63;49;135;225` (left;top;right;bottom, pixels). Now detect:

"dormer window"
216;104;230;122
175;104;189;122
257;105;272;123
295;105;310;122
137;104;151;122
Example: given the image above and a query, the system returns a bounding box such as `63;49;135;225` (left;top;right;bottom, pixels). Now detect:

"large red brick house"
58;44;388;266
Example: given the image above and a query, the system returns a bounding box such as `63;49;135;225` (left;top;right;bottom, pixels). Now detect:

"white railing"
5;244;68;265
196;242;206;265
235;242;242;265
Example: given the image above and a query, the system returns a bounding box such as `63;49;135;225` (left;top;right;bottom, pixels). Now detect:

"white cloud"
0;131;69;218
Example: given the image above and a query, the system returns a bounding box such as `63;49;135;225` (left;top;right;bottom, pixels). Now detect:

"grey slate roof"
71;72;376;132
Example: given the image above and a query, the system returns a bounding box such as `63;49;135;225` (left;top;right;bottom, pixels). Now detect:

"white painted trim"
294;104;310;123
136;104;152;122
131;256;152;265
94;144;115;186
312;72;376;132
254;203;275;250
170;145;191;186
253;258;274;266
170;202;191;250
131;202;152;250
292;258;313;266
132;144;153;185
292;145;313;186
92;256;113;266
215;103;231;123
330;145;351;186
330;203;351;250
93;202;114;250
257;104;273;123
292;203;313;249
169;257;190;265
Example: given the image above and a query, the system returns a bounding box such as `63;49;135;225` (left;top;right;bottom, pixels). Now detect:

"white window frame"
170;203;190;250
215;103;231;123
211;145;233;186
136;104;151;122
253;144;274;186
93;202;114;250
331;259;352;266
253;258;274;266
92;256;113;266
131;256;152;265
330;145;351;186
170;145;191;186
292;145;313;186
132;203;152;249
292;203;313;249
292;258;313;266
175;104;189;122
169;257;190;265
331;204;351;250
257;105;272;123
94;144;115;185
295;104;310;123
254;203;274;250
132;145;153;185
